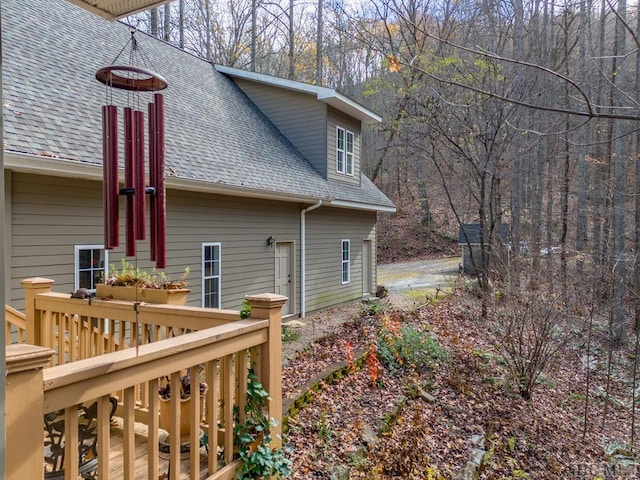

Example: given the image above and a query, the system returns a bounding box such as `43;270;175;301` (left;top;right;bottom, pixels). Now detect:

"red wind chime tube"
148;100;157;262
124;107;137;257
102;105;119;249
154;93;167;269
135;110;146;241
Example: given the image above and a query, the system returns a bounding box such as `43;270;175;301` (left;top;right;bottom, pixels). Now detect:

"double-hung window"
341;240;350;284
74;245;107;291
336;127;355;176
202;243;221;308
345;130;354;175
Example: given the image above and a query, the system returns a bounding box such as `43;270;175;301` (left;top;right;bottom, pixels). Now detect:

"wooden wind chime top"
96;30;169;268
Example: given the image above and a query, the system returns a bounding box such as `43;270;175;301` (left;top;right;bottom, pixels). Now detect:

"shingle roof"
2;0;395;211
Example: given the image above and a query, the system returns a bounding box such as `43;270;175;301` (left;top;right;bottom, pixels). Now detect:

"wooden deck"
109;418;220;479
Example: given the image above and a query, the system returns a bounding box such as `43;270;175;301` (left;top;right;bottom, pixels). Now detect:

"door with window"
275;242;293;315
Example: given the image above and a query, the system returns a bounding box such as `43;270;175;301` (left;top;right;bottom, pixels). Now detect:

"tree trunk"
612;0;628;345
316;0;323;85
150;8;159;38
163;4;171;42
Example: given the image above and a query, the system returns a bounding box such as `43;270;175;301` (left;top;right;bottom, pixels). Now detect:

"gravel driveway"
378;256;460;309
281;256;460;364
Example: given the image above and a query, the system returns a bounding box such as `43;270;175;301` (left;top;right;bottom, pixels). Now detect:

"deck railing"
6;278;286;480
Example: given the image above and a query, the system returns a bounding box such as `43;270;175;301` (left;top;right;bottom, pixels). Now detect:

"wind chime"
95;29;168;268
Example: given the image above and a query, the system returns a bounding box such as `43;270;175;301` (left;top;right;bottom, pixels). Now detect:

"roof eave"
3;151;328;204
214;64;381;124
67;0;172;21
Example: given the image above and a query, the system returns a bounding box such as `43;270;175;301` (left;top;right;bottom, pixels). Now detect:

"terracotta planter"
96;284;190;305
158;389;207;441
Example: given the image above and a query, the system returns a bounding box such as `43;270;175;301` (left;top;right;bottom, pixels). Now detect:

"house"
457;223;508;274
2;0;395;316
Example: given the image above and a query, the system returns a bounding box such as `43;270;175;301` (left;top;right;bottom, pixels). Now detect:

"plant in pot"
97;259;191;304
235;370;291;479
158;368;208;442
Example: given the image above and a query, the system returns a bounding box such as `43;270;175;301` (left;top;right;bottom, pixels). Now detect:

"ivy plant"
235;370;292;479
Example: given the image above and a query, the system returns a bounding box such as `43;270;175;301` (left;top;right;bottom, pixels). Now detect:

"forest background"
119;1;640;474
127;0;640;345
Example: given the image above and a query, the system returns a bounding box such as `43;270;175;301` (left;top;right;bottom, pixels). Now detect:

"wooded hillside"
129;0;640;344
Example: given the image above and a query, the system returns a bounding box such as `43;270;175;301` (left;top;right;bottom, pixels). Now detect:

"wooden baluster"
70;315;78;362
123;386;136;480
65;405;80;479
98;395;112;479
223;354;234;465
148;380;160;480
169;372;181;479
206;359;219;473
189;365;201;477
237;350;248;425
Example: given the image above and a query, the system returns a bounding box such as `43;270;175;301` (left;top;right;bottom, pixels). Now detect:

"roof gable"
214;65;382;125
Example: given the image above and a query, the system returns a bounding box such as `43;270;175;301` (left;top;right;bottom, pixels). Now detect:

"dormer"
214;65;381;187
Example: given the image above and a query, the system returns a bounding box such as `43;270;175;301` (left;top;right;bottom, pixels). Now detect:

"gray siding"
10;173;302;313
11;173;104;306
10;172;378;316
327;107;361;187
233;79;328;177
305;208;376;312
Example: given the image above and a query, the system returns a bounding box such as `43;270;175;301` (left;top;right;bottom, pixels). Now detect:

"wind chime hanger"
95;27;168;92
96;28;169;268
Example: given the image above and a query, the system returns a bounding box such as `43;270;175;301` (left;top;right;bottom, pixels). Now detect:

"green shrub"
377;325;448;372
281;325;300;342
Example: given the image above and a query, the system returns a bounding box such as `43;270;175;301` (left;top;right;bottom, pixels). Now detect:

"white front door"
275;242;292;315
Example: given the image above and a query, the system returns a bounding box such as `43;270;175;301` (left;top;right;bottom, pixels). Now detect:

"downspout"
301;200;322;317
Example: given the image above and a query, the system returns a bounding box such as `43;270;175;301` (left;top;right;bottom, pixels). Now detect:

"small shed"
458;223;509;274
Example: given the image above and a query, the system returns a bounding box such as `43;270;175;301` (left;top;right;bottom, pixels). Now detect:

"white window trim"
336;126;355;176
336;126;345;174
346;130;354;176
74;245;108;291
202;242;222;309
341;239;350;284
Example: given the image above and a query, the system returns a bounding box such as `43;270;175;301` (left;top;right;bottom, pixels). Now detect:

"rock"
470;448;486;466
376;285;388;298
361;423;378;449
454;462;479;480
418;387;436;403
330;465;350;480
470;434;485;449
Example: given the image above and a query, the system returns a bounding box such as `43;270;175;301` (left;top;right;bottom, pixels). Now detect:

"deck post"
21;277;55;347
245;293;287;449
5;344;54;480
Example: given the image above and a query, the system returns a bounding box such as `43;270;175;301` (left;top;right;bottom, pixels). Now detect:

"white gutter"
329;199;396;213
4;151;325;204
300;200;322;317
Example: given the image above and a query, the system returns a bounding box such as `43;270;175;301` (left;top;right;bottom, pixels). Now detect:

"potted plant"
97;259;191;304
158;368;208;441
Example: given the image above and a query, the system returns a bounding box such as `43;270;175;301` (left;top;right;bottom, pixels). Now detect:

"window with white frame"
74;245;107;291
341;240;350;284
336;126;354;175
345;130;354;175
202;243;221;308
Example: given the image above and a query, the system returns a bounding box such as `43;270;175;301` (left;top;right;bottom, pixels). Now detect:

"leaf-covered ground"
282;295;640;479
